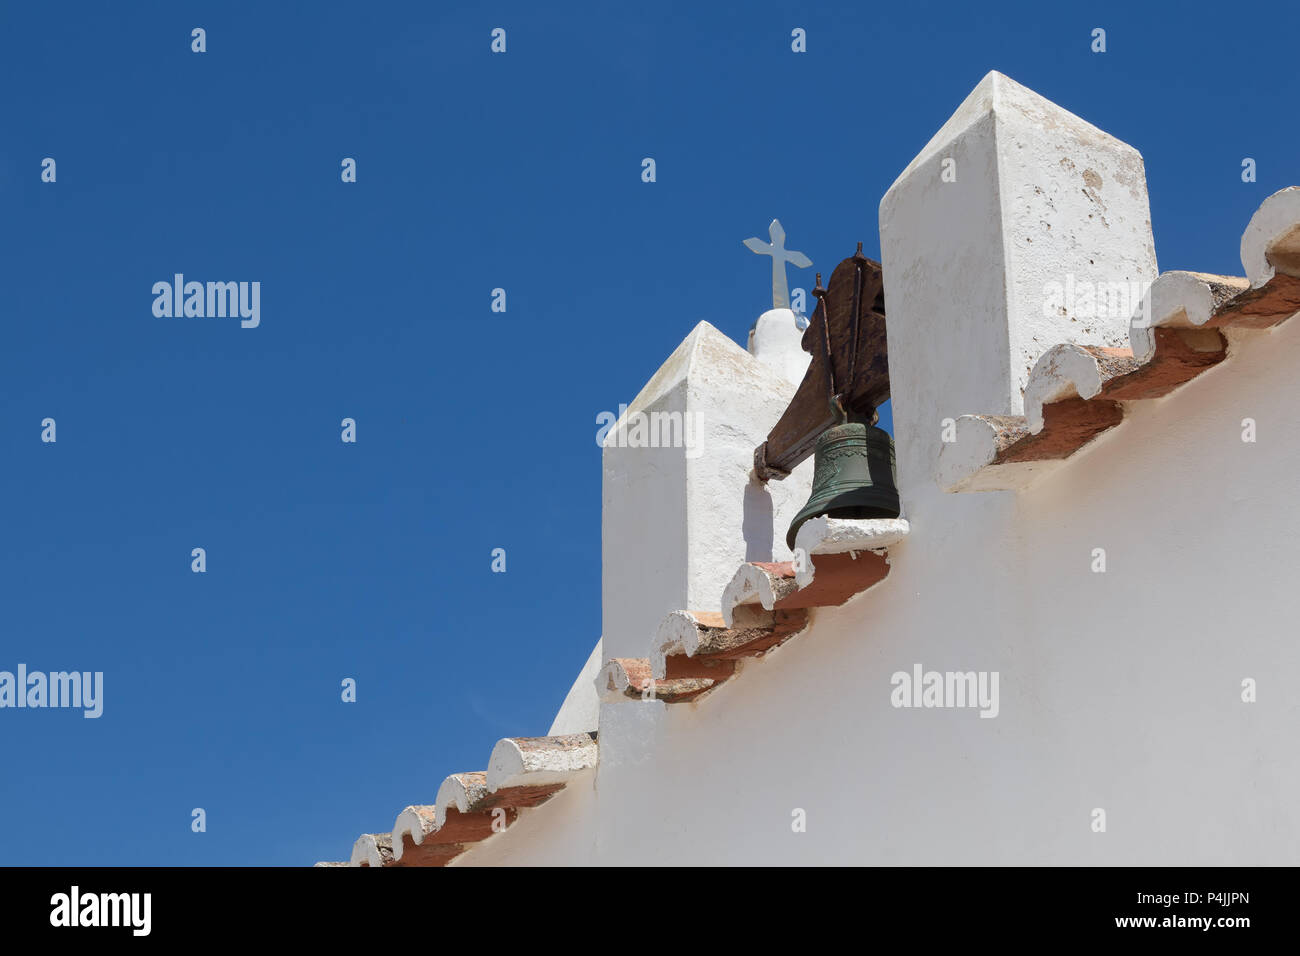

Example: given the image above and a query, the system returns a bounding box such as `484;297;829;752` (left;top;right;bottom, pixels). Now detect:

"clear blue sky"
0;1;1294;865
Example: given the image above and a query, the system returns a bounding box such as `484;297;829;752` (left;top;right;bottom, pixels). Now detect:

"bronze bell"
786;403;900;550
753;245;900;549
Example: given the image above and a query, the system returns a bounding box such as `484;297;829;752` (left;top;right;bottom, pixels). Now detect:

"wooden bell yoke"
754;244;890;481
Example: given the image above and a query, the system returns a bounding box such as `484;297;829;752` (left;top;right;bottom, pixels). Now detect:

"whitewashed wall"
462;317;1300;865
455;74;1299;866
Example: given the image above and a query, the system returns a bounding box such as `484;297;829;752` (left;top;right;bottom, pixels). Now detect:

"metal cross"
743;219;812;311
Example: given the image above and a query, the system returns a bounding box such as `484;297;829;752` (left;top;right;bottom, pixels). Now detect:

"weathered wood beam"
754;248;888;480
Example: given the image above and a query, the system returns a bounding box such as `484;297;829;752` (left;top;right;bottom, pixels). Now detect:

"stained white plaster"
348;833;389;868
1241;186;1300;287
650;609;709;679
434;773;484;829
463;310;1300;864
938;415;1055;493
1130;271;1238;363
485;735;598;791
451;771;599;866
719;562;785;627
390;806;432;862
594;657;639;701
880;70;1156;509
793;516;911;555
600;321;813;662
790;518;909;589
452;77;1299;867
1022;344;1112;434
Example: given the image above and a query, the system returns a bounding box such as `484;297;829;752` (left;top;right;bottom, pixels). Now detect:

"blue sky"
0;1;1294;865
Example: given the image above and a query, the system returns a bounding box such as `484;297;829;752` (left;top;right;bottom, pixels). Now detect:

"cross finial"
743;219;812;311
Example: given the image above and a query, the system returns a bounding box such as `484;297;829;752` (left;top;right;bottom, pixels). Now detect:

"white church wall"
625;313;1300;864
547;639;602;736
452;768;599;866
475;317;1300;865
459;72;1298;866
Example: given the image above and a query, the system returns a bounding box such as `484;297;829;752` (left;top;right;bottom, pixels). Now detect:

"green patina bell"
786;416;900;550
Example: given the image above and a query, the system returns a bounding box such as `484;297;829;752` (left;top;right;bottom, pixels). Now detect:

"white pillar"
879;70;1157;505
600;321;813;662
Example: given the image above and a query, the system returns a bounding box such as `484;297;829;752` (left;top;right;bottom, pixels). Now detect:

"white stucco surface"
546;639;601;735
455;76;1299;866
600;321;813;663
749;308;812;385
463;312;1300;865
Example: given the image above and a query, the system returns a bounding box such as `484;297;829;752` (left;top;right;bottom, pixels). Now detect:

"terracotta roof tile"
316;189;1300;868
940;188;1300;493
596;656;716;702
652;607;808;678
349;832;393;868
595;518;905;706
332;734;597;868
487;733;599;791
